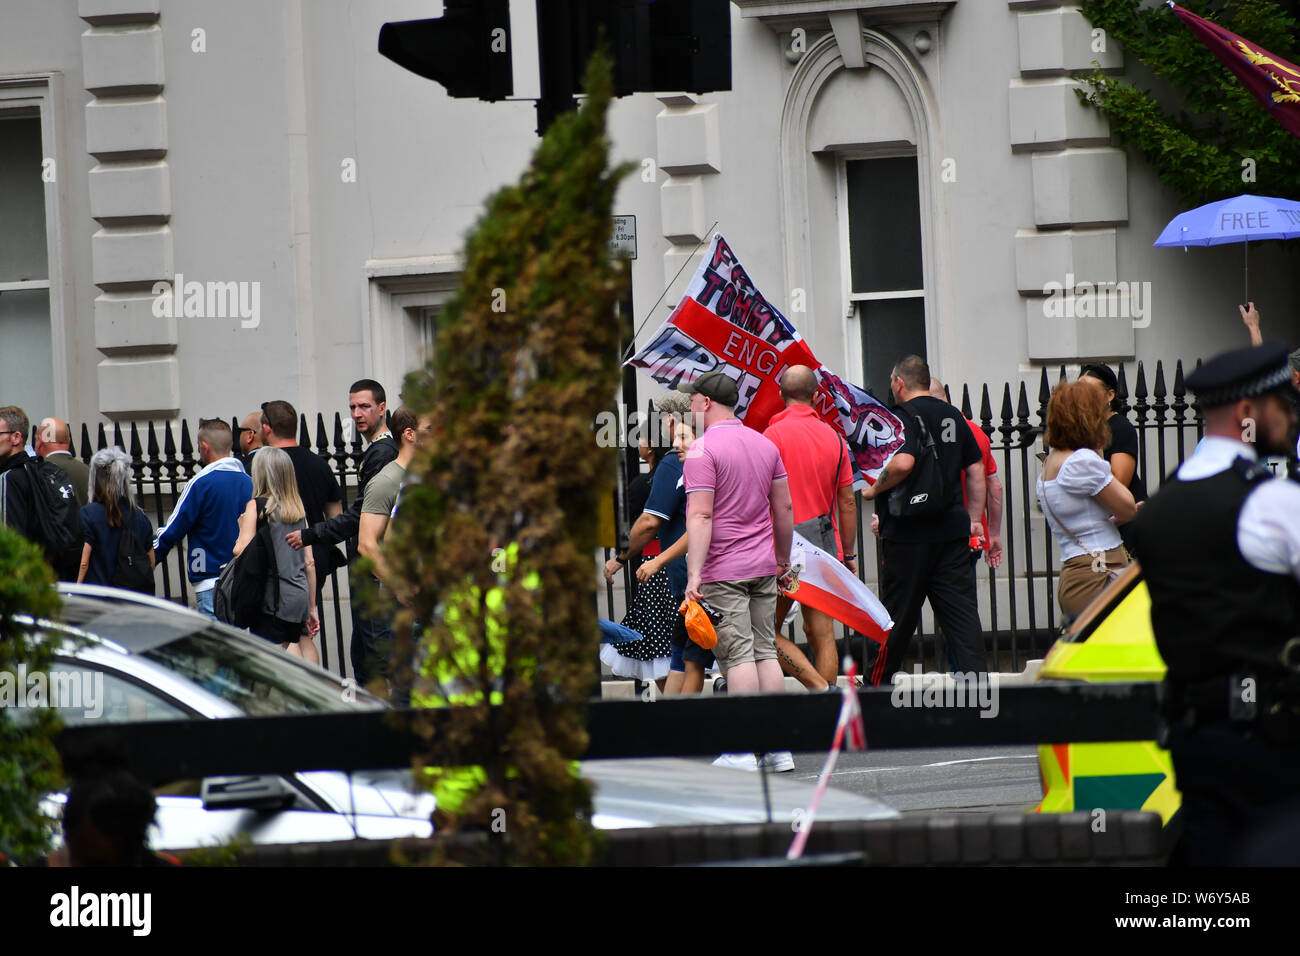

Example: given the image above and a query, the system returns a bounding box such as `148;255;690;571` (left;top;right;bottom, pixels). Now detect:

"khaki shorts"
1057;545;1129;618
701;576;779;671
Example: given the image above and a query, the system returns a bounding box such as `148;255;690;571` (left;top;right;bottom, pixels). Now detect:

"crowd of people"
602;327;1300;851
0;380;430;688
599;356;1008;768
6;323;1300;863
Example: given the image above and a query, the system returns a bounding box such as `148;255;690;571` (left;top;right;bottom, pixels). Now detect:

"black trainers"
713;676;728;695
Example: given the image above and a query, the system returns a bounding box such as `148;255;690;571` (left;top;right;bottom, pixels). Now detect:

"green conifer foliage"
384;51;630;865
0;527;64;861
1078;0;1300;204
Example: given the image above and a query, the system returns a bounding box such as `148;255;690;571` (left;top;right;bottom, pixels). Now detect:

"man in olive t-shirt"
358;407;420;597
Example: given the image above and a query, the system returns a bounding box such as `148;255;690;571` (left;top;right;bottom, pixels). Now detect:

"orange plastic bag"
679;598;718;649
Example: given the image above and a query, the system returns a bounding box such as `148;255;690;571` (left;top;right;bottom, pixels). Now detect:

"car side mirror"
200;775;297;812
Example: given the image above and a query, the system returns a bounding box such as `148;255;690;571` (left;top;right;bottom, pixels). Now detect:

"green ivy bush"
1078;0;1300;204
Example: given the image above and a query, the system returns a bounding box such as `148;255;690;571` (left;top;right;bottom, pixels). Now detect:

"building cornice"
734;0;957;31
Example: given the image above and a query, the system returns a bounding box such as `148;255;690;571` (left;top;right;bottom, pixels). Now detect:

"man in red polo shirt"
764;365;857;690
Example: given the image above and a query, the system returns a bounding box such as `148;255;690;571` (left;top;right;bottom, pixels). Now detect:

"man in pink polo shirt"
680;370;795;771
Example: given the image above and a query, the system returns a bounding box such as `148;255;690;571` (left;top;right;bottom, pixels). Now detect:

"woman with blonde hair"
1037;380;1139;619
77;446;155;591
232;446;320;662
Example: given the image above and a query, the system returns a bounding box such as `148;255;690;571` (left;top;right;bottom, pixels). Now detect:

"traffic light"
557;0;732;98
378;0;513;102
592;0;733;97
536;0;731;131
631;0;732;96
379;0;731;133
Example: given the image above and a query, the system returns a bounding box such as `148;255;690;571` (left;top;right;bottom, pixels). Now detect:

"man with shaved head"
154;418;252;618
35;416;89;506
763;365;857;694
239;410;265;471
864;355;987;684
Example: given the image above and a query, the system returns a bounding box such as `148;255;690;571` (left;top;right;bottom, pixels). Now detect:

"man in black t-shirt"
862;356;987;684
257;400;343;589
285;380;398;684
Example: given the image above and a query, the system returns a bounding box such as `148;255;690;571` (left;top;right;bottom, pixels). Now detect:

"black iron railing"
47;413;364;676
603;359;1210;677
45;359;1211;680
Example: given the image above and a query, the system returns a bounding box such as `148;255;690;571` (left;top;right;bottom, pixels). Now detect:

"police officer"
1128;341;1300;866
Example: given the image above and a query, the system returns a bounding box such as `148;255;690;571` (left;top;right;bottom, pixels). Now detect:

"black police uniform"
1128;342;1300;866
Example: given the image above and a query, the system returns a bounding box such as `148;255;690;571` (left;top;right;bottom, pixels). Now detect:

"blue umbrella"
1154;194;1300;301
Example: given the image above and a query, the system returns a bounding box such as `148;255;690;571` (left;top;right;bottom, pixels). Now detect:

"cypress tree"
382;50;631;865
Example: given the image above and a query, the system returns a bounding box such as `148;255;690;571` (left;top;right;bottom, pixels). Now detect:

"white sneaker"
761;751;795;772
712;752;759;771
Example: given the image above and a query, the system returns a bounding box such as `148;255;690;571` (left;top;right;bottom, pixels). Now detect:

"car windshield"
140;629;377;717
52;590;381;716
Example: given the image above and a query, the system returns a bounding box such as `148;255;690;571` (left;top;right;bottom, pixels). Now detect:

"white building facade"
2;0;1296;429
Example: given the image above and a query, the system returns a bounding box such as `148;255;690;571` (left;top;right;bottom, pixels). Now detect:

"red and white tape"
787;656;867;860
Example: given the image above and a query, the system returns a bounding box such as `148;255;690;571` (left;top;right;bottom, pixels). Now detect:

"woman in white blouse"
1037;381;1139;618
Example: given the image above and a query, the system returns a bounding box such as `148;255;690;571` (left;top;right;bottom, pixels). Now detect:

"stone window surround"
779;28;944;388
0;74;72;417
363;255;462;400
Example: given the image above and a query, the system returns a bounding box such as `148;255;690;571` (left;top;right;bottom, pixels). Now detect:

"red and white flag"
627;234;904;486
787;530;893;644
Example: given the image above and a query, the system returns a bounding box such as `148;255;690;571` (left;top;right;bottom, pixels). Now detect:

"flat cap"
677;369;740;407
1186;341;1293;408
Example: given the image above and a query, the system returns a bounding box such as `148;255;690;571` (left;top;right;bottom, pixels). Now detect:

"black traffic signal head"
378;0;513;101
563;0;731;98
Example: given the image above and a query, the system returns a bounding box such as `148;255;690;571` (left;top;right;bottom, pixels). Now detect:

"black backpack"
23;460;84;580
112;507;155;595
885;402;949;519
214;498;280;629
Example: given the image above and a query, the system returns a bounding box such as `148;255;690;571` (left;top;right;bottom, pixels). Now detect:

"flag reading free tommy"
628;234;904;485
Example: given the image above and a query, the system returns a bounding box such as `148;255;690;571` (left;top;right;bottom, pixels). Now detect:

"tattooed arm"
862;455;914;501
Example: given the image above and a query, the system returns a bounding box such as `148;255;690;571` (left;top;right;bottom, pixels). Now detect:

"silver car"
27;584;896;852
